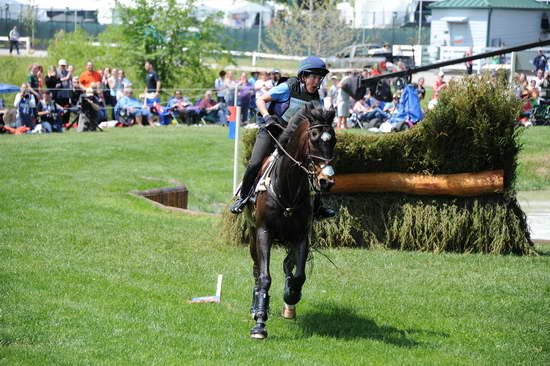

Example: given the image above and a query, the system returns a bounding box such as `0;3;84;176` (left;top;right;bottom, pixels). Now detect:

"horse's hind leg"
283;239;308;319
250;227;272;339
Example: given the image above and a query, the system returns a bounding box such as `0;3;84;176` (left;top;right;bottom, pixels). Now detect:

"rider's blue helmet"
298;56;329;78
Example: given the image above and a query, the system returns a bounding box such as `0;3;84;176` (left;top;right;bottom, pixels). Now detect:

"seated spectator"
528;79;538;92
36;90;64;133
197;90;228;125
13;83;37;128
114;88;151;127
353;95;388;124
167;90;199;125
382;93;400;116
91;82;107;122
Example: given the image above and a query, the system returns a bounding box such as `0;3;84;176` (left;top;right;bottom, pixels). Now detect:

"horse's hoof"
282;303;296;319
250;326;268;339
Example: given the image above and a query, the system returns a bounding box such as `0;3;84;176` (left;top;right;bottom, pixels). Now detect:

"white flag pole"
232;85;240;194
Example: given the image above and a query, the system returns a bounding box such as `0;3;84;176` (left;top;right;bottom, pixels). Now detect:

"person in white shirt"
9;26;20;55
214;70;227;103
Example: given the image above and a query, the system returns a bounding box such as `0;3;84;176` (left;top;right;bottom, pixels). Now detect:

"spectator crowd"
3;50;550;135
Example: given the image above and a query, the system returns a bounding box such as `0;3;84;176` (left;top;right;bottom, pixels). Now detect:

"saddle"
255;150;279;194
232;149;279;203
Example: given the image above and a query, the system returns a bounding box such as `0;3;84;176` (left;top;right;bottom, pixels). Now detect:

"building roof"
430;0;550;9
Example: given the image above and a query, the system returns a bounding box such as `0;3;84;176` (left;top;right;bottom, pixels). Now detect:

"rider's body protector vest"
269;77;321;124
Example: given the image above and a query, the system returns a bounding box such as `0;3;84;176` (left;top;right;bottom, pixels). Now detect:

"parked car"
326;43;415;70
335;43;383;58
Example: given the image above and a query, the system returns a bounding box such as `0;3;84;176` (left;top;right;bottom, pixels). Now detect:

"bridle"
263;122;334;216
265;123;334;178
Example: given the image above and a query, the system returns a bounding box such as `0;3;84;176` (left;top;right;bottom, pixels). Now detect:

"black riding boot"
230;128;277;215
314;194;336;219
229;164;258;214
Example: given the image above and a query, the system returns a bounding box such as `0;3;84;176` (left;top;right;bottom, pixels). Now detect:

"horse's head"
303;104;337;192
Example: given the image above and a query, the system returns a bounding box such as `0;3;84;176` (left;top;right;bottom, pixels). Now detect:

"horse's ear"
326;105;336;121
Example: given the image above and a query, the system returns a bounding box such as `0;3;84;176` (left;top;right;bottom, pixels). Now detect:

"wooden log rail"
331;170;504;196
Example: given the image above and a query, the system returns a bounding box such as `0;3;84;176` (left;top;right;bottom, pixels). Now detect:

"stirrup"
229;196;249;214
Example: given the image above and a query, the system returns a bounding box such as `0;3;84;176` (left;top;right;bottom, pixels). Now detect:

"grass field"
1;126;549;365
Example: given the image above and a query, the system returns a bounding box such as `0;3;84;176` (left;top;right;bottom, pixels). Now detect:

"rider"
229;56;336;218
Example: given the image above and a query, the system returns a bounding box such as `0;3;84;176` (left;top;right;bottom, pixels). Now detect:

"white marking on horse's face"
321;131;332;142
322;165;335;177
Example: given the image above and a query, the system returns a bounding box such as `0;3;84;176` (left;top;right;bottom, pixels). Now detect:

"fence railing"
0;36;31;53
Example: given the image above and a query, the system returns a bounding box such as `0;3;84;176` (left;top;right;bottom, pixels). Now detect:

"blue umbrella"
0;83;20;94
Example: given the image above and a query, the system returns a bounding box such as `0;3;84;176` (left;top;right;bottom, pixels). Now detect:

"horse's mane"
278;104;335;158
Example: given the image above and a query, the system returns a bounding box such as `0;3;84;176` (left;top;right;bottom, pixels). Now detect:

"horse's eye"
310;130;320;140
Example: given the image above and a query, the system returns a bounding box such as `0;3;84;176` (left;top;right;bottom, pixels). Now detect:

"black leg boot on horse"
250;290;270;339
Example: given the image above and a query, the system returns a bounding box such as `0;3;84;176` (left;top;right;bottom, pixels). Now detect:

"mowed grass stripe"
1;126;549;365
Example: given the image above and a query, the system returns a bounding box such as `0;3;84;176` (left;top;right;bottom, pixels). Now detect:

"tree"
114;0;232;90
264;0;354;57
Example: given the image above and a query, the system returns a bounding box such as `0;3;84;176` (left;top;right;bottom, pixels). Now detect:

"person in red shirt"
370;63;382;76
197;90;227;124
79;61;102;90
434;71;446;93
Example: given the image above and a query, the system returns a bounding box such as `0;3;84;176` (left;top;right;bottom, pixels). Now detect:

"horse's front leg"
283;237;308;319
250;235;260;317
250;226;272;339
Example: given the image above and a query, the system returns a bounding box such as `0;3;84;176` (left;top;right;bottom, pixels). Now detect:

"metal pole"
417;0;423;45
233;105;241;193
257;2;262;52
74;8;77;31
31;3;34;50
392;12;396;45
308;0;312;56
232;83;241;193
509;51;516;83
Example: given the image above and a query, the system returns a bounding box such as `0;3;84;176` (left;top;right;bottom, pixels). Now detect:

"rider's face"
304;74;322;93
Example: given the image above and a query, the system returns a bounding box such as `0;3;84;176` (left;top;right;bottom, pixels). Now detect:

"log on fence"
331;170;504;196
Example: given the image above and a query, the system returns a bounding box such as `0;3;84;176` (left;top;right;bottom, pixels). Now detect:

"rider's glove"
263;114;279;127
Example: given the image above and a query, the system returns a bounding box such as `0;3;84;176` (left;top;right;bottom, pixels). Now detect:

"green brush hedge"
223;74;535;254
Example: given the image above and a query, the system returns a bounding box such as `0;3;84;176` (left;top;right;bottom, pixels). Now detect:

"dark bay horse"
248;103;336;339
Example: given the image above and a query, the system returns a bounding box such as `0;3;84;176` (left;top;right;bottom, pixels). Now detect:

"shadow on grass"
296;302;447;348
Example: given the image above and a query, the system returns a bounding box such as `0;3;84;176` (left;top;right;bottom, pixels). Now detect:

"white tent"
225;1;272;28
20;0;118;24
200;0;272;28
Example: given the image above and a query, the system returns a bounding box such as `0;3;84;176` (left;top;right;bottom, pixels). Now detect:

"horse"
247;103;337;339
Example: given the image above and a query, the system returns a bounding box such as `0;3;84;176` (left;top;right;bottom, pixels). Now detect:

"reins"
264;127;312;175
261;122;333;215
264;123;334;175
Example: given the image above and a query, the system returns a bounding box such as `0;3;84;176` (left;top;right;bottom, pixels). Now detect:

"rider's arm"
256;93;273;117
257;82;289;117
